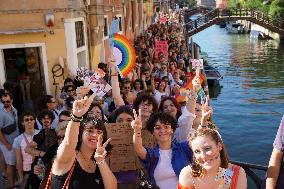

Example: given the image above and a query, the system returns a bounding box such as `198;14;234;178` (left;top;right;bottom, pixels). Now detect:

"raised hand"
192;75;201;93
76;86;90;99
94;135;111;162
131;109;142;131
72;92;96;117
200;95;213;126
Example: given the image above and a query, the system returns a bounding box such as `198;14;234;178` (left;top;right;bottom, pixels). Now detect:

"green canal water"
192;25;284;188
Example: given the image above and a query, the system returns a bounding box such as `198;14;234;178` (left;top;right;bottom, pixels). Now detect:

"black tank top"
51;160;104;189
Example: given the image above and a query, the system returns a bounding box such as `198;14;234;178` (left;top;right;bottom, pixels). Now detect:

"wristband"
70;113;83;122
96;159;106;165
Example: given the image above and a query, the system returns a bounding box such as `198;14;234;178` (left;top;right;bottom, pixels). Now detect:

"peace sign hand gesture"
94;136;111;163
72;93;96;118
200;95;213;127
131;109;142;132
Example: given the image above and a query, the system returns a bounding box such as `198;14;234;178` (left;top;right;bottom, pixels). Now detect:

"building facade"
0;0;153;112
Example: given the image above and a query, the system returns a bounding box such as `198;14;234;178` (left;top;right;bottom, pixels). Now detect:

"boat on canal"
225;21;245;34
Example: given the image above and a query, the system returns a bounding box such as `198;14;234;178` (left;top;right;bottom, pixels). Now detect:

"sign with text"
191;59;204;70
155;40;168;60
106;123;155;172
159;17;167;24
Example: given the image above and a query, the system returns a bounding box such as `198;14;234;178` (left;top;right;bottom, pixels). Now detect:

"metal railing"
183;8;284;35
231;160;267;189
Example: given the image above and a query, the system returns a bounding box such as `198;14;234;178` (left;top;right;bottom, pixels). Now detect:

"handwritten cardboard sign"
106;123;155;172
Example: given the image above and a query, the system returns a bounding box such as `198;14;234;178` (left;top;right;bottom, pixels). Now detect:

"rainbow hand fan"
113;34;136;78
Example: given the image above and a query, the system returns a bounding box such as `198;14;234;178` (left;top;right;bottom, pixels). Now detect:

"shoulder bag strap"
45;160;76;189
230;165;240;189
23;133;30;145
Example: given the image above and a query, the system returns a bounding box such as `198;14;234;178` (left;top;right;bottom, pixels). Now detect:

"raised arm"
132;109;147;160
53;93;96;171
109;59;125;107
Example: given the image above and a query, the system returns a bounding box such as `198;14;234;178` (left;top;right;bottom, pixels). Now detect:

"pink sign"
155;41;168;60
159;17;167;24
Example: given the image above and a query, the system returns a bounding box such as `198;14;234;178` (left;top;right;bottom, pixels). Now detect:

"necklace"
80;151;95;169
192;167;233;189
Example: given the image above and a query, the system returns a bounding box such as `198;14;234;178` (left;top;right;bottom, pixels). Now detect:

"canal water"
192;25;284;185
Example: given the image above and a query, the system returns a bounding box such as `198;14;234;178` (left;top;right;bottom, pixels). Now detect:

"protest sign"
106;123;155;172
76;67;111;98
155;40;168;60
191;59;204;70
159;17;167;24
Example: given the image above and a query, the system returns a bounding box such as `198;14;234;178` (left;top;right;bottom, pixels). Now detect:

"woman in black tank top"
49;93;117;189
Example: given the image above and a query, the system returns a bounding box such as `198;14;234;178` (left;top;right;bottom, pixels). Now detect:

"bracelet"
70;113;83;122
111;74;118;76
71;113;83;119
96;159;106;165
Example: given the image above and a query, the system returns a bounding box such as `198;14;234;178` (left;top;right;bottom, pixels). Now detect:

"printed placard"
76;67;111;98
191;59;204;70
155;40;168;60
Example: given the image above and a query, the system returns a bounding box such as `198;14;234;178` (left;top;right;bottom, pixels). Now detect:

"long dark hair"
76;117;112;155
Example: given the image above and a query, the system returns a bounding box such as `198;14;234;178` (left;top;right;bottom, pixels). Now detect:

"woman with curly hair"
132;111;193;189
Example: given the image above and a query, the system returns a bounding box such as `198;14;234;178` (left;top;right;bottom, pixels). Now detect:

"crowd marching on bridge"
0;9;283;189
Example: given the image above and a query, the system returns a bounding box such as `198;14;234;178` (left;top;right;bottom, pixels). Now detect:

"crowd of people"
0;9;282;189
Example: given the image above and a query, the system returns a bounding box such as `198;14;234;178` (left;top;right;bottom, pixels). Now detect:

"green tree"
269;0;284;19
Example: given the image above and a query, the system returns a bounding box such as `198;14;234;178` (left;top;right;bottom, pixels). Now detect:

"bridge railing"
184;9;218;31
183;8;284;34
223;9;284;29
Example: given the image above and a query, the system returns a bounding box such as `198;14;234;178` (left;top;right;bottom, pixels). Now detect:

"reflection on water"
192;26;284;167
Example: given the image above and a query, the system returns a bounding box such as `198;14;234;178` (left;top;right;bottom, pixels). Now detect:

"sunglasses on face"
23;118;35;122
124;87;131;89
59;119;70;122
2;100;11;104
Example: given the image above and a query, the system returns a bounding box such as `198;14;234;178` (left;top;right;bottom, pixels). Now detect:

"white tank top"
153;149;178;189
